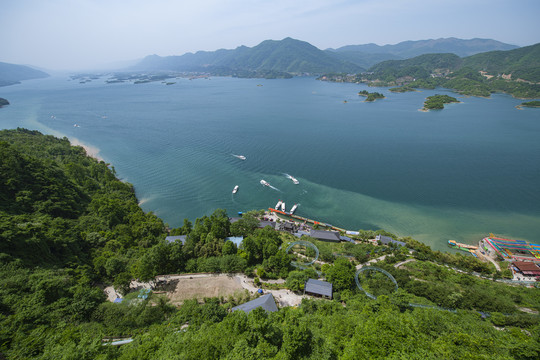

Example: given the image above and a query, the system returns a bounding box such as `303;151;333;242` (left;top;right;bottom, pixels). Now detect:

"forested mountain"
369;53;463;80
321;43;540;98
1;129;538;358
134;37;364;75
462;43;540;82
0;61;49;86
330;37;519;58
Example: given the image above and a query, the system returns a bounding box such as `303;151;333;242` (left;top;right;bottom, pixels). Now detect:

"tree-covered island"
0;97;9;107
422;94;460;110
389;86;417;93
358;90;385;101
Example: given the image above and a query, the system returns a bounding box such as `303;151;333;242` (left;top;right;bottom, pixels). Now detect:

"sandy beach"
70;137;104;162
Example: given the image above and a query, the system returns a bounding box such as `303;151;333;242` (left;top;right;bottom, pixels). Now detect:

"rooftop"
231;293;278;314
310;230;341;242
304;278;333;298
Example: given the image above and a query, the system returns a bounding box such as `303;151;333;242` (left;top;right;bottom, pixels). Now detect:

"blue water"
1;76;539;250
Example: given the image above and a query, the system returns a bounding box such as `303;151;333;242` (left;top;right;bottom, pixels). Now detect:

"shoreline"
70;137;104;162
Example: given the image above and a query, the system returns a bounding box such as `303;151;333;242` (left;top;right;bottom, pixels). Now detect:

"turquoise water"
1;76;539;250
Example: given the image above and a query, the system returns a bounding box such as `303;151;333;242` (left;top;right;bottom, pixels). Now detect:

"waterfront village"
104;202;540;335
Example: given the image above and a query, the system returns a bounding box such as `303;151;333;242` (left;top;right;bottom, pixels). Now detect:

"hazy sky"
2;0;539;70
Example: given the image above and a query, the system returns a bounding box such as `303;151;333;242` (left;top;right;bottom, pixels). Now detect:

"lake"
0;75;539;250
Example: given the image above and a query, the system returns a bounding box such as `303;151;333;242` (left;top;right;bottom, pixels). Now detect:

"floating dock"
448;240;478;256
268;208;346;232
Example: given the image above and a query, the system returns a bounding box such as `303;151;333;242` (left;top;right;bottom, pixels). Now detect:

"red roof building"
513;261;540;276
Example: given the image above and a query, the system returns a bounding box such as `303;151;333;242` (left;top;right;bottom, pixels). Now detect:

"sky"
2;0;539;71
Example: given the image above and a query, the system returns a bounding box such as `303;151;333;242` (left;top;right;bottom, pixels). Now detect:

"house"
512;261;540;277
304;278;332;299
279;222;295;232
231;293;278;314
376;235;406;247
310;230;341;242
165;235;187;245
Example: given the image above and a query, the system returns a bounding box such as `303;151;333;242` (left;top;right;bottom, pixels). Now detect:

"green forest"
0;129;539;359
423;95;460;110
358;90;385;102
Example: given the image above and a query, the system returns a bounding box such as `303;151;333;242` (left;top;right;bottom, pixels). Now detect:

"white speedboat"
232;154;246;160
275;200;282;210
290;204;298;214
232;185;239;194
285;173;299;184
260;180;270;187
281;202;286;212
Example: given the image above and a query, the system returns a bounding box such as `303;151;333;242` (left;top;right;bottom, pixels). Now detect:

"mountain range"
133;37;522;76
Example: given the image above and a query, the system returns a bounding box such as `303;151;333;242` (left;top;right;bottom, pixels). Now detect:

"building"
310;230;341;242
231;293;278;314
165;235;187;245
512;261;540;277
376;235;406;247
304;278;333;299
258;220;277;229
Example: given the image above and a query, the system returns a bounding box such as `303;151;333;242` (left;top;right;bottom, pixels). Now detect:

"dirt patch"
161;275;245;305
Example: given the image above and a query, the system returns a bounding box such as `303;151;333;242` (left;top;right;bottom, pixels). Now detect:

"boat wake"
283;173;299;184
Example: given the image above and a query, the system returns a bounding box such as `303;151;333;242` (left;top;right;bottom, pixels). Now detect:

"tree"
325;258;355;292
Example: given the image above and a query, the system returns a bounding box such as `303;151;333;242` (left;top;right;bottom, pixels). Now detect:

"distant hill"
330;38;519;58
0;61;49;86
324;50;401;70
134;37;364;75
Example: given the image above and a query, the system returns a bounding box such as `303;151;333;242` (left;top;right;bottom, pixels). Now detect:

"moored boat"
290;204;298;214
281;202;286;212
275;200;283;210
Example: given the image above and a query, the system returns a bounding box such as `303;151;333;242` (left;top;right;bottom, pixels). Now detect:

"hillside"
321;44;540;98
1;130;538;358
331;37;519;58
0;61;49;86
462;43;540;82
134;37;364;75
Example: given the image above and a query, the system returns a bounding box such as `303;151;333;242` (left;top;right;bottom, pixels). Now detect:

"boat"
232;154;246;160
232;185;239;194
275;200;283;210
260;180;270;187
285;173;299;184
290;204;298;214
281;202;286;212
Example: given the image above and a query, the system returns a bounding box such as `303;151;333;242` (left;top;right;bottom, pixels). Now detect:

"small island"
358;90;385;102
389;86;417;93
519;100;540;108
422;94;459;110
0;97;9;108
